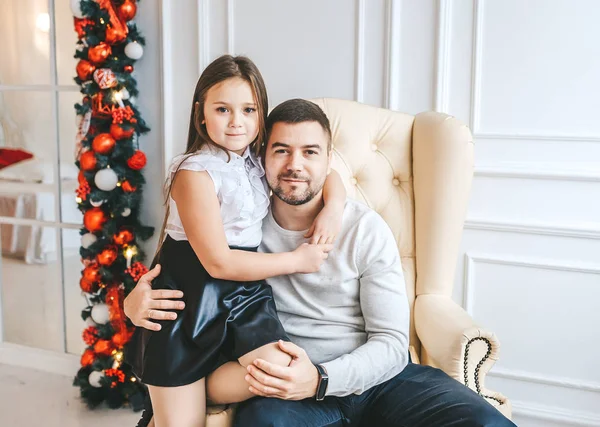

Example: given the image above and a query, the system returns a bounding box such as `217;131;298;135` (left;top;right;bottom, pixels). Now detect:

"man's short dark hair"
265;99;332;153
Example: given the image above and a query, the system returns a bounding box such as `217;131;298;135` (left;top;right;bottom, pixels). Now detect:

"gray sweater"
260;199;410;397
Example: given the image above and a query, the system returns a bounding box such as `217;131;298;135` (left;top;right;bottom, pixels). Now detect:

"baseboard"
512;400;600;427
0;342;79;377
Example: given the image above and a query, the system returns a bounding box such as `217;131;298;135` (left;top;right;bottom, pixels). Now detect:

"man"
125;99;515;426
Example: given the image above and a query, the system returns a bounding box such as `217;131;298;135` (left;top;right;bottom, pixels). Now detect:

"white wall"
160;1;600;425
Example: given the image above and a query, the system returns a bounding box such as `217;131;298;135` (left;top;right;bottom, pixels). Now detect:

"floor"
0;363;140;427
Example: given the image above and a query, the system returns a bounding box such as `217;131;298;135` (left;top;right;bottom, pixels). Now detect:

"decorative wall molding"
434;0;452;112
512;400;600;426
227;0;235;55
464;218;600;240
197;0;210;72
474;132;600;143
469;0;600;141
463;252;600;315
490;368;600;393
469;0;483;131
474;166;600;182
384;0;401;110
355;0;366;103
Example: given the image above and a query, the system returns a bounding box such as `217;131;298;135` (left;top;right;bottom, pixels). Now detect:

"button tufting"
350;178;358;185
371;144;378;151
392;178;400;186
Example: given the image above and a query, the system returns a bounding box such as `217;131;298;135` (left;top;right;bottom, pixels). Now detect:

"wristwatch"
314;364;329;401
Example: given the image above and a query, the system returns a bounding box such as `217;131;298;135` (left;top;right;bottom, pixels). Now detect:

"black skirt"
126;235;289;387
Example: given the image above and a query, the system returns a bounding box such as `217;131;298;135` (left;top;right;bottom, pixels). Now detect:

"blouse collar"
200;144;264;175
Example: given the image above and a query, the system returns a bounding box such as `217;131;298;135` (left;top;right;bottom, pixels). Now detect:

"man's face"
265;121;331;206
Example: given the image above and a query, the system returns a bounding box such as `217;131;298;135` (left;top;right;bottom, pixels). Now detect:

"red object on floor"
0;148;34;169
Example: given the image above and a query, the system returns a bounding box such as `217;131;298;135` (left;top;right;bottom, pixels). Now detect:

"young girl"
127;55;346;427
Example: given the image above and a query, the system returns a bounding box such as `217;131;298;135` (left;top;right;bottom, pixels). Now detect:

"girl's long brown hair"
155;55;269;254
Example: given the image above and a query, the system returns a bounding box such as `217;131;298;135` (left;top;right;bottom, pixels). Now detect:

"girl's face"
202;77;259;155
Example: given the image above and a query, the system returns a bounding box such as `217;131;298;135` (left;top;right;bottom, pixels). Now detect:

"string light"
113;90;125;108
124;246;138;268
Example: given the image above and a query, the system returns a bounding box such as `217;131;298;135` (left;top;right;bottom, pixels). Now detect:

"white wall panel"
476;0;600;137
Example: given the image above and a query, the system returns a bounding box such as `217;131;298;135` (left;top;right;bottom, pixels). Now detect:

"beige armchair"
203;98;511;426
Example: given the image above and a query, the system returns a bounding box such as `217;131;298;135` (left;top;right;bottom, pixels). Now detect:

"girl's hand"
293;243;333;273
304;205;343;244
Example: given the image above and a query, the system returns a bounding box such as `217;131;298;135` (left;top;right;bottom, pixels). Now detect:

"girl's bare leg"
206;342;292;404
148;378;206;427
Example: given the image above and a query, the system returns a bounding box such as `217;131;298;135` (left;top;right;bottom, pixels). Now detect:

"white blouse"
165;145;270;247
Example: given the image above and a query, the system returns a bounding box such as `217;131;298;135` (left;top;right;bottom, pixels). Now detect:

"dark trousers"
233;362;517;427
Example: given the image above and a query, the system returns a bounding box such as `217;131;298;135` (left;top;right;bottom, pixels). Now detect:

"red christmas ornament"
80;349;95;367
112;106;136;124
105;25;128;44
113;228;134;246
94;339;113;356
118;0;137;21
124;65;134;73
78;171;86;184
82;326;99;346
121;181;136;192
105;368;126;385
97;246;118;266
76;180;91;201
84;208;107;232
111;331;131;347
76;59;96;81
79;151;97;171
127;150;147;170
88;42;112;64
73;18;94;39
80;277;97;294
83;264;101;283
92;133;116;154
125;262;149;281
110;123;135;140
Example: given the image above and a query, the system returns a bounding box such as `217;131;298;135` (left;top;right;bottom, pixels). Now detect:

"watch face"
315;364;328;400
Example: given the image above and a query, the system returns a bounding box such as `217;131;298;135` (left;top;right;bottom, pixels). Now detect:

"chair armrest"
414;294;511;416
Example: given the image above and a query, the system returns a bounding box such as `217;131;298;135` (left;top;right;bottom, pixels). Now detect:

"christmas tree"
70;0;153;410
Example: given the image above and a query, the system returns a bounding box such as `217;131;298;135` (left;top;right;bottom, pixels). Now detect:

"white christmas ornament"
95;168;118;191
88;370;105;388
70;0;84;18
81;233;97;249
90;199;104;207
124;42;144;60
122;208;131;217
91;303;110;324
85;317;97;327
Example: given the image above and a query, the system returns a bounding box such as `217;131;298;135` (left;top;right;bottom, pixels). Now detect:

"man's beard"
269;172;322;206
